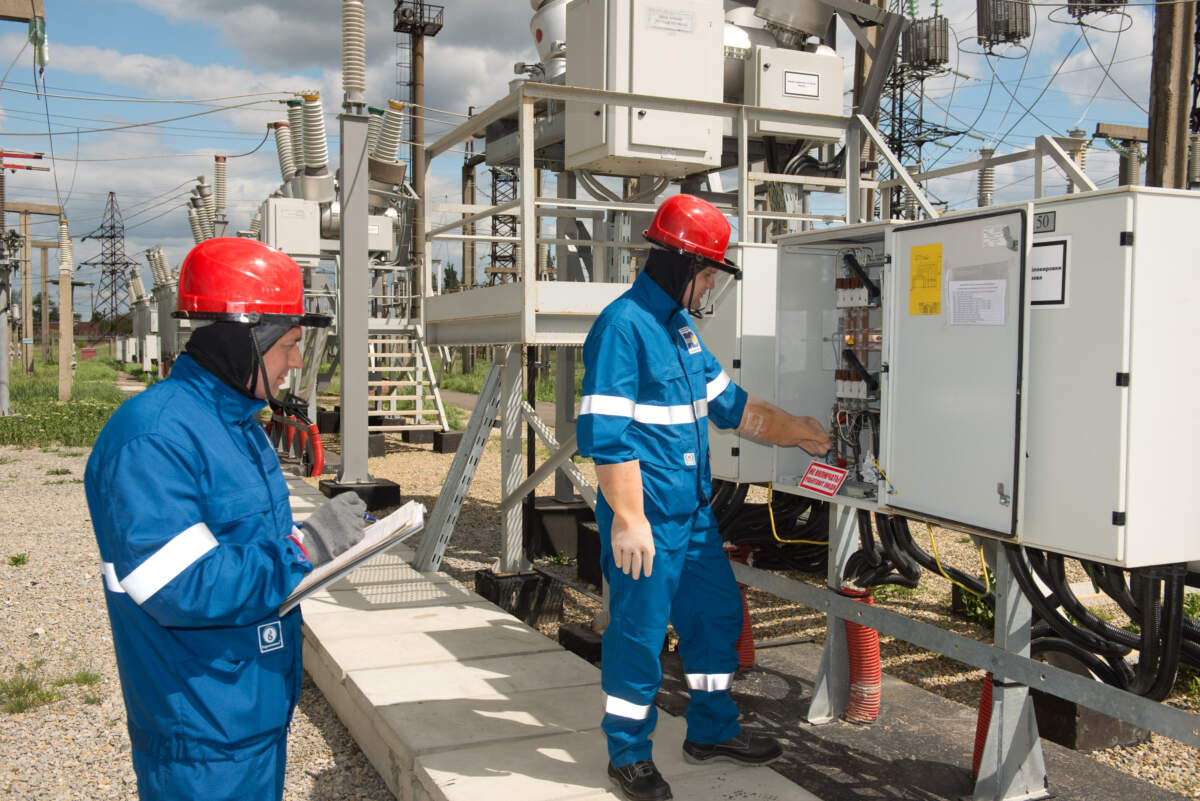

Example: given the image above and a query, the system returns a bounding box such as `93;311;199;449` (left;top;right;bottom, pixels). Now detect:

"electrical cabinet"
1019;187;1200;566
764;187;1200;567
367;214;394;254
564;0;723;177
694;244;777;483
261;197;320;260
744;45;844;142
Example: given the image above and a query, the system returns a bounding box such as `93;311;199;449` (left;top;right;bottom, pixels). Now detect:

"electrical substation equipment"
756;187;1200;570
530;0;568;81
901;15;950;71
1067;0;1126;19
975;0;1030;48
564;0;725;177
695;244;780;483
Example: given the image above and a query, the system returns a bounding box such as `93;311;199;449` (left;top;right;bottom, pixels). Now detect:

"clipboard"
279;500;426;616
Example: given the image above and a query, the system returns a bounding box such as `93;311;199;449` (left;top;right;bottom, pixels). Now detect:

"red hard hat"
643;194;740;276
174;238;330;327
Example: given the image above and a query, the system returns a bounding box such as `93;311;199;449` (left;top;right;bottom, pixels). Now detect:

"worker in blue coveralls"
579;194;831;801
85;238;370;801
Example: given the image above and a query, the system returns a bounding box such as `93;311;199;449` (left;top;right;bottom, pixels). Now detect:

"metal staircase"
366;326;448;433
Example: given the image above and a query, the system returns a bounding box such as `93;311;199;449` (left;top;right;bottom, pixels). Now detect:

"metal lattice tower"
80;192;136;332
878;1;961;216
486;167;519;283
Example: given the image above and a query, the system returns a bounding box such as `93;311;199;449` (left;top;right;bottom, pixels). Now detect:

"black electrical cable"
1030;637;1130;688
891;516;992;601
876;514;921;587
1006;545;1129;659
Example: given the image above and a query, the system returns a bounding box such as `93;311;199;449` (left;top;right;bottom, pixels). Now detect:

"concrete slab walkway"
288;476;819;801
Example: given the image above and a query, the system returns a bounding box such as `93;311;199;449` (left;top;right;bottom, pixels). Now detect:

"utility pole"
393;1;444;308
1146;0;1197;187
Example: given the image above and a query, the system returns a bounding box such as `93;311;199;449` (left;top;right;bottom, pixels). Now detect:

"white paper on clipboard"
279;500;426;616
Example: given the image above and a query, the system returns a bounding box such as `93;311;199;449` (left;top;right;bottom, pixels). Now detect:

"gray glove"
300;492;369;567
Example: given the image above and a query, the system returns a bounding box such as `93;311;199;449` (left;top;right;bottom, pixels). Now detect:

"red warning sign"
799;462;850;498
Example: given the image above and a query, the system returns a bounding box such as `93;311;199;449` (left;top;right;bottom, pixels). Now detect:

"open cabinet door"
880;206;1031;537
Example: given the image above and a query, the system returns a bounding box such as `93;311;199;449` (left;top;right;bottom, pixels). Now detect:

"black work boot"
682;731;782;765
607;759;673;801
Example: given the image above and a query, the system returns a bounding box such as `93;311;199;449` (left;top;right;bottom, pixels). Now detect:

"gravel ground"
3;432;1197;799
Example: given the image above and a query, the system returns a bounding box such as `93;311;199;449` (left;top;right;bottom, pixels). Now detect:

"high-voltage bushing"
367;99;409;192
976;0;1029;48
366;106;384;154
977;148;995;207
270;121;296;183
213;156;227;219
1067;0;1125;18
57;217;72;270
286;99;305;173
341;0;366;104
902;15;949;70
187;204;206;245
298;92;335;203
1190;133;1200;189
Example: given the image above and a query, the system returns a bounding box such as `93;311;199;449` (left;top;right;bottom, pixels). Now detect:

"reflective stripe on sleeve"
685;672;734;692
119;522;219;605
580;394;636;417
580;395;709;426
706;371;731;402
102;562;124;594
605;694;651;720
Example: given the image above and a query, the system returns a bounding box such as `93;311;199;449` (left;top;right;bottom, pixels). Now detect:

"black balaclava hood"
185;320;294;401
185;321;257;398
642;248;701;313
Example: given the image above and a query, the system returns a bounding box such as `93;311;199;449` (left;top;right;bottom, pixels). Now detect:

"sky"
0;0;1156;318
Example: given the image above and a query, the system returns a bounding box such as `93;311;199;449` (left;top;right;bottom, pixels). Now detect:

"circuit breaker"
565;0;723;177
694;244;777;483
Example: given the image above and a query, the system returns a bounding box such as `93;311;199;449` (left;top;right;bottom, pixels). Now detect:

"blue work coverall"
85;354;312;801
578;272;749;767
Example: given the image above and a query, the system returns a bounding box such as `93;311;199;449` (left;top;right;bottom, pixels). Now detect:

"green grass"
0;662;61;714
53;669;100;688
0;353;127;448
45;468;70;476
873;584;918;602
7;553;28;566
953;567;995;628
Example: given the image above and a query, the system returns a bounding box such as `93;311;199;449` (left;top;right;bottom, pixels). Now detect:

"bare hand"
611;515;655;580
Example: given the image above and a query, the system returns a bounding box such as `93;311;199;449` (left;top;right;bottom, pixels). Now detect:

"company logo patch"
683;452;697;466
678;326;701;354
258;621;283;654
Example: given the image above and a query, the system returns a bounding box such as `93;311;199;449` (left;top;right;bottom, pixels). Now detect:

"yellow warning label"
909;243;942;315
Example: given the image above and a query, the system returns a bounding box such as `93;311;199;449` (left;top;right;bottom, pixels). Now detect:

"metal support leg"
553;346;576;501
807;503;859;723
974;540;1050;801
499;345;528;574
413;363;503;572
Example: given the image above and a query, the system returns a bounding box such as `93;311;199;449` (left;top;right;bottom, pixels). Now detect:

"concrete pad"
414;716;738;801
349;650;600;708
316;619;563;672
303;598;525;639
374;684;606;763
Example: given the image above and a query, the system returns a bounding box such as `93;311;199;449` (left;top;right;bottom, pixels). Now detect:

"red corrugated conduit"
972;672;994;778
726;545;756;669
841;587;881;724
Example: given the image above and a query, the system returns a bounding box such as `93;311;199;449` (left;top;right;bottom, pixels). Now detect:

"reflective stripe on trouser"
131;732;287;801
597;498;743;766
